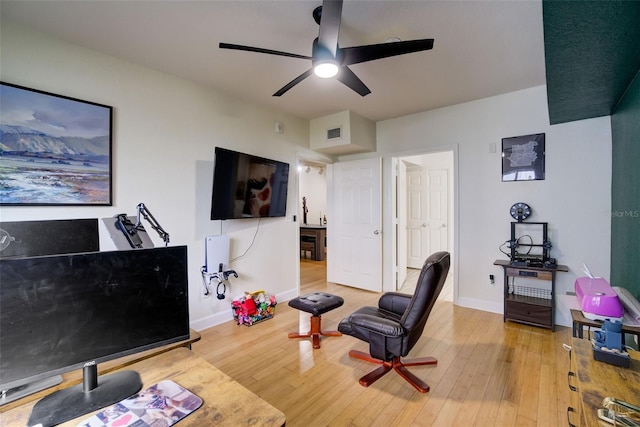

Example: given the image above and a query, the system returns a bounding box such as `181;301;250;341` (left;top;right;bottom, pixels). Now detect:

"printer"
575;277;624;321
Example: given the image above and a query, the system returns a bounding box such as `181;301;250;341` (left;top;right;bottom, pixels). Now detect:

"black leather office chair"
338;251;450;392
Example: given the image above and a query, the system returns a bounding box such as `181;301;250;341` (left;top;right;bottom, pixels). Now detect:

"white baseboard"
190;288;300;331
190;311;233;331
455;296;502;314
277;288;299;304
191;290;574;332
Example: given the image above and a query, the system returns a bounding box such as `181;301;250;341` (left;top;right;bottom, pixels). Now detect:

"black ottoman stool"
288;292;344;349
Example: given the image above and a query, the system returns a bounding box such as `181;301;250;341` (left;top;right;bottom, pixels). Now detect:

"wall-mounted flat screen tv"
210;147;289;220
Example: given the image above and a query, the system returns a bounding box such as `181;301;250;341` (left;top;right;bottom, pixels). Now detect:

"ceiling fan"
219;0;434;97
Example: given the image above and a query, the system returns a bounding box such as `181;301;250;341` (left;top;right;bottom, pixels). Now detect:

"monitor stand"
27;365;142;427
0;375;63;406
102;216;154;250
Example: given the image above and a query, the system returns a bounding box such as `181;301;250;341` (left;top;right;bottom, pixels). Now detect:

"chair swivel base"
347;349;437;393
288;315;342;349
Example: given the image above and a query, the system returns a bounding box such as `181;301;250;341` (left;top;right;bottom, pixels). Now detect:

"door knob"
373;230;380;235
422;223;427;227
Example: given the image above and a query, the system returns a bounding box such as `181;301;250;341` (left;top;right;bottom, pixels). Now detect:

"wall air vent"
326;127;342;141
310;110;375;154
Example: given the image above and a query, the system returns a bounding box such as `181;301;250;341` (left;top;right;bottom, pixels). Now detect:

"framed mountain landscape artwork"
0;82;112;206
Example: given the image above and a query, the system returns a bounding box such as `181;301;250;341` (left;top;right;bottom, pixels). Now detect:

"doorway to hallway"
394;150;455;302
298;159;329;289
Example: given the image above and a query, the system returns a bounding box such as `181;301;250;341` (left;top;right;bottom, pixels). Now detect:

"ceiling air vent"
326;127;342;141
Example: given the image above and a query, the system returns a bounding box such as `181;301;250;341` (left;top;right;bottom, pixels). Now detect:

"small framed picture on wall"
501;133;545;182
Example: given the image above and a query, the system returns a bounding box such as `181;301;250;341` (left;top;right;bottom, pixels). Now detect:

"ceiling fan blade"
219;42;311;60
341;39;434;66
336;66;371;97
317;0;343;57
273;69;314;96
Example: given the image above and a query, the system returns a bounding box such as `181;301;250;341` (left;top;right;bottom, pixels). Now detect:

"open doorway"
394;150;455;302
297;159;328;289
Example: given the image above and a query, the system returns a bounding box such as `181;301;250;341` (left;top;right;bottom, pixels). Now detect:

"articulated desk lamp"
106;203;170;250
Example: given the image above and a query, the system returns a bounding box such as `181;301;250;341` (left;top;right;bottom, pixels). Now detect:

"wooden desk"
300;225;326;261
568;337;640;426
0;347;286;427
0;329;201;413
570;308;640;343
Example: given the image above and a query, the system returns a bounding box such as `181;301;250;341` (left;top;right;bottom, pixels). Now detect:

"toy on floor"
232;290;276;326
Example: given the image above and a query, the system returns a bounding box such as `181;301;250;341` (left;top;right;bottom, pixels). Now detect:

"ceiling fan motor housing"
219;0;434;96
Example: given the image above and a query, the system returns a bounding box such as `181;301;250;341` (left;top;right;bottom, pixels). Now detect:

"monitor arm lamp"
115;203;170;249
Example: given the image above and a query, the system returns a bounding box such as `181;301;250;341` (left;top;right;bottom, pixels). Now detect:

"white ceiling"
0;0;547;122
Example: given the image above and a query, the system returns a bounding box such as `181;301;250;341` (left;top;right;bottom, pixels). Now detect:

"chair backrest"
400;251;450;352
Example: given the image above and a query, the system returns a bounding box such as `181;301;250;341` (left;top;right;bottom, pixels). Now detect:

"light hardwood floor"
192;259;572;427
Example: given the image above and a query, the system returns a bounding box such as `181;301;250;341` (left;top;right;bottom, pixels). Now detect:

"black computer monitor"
0;246;190;426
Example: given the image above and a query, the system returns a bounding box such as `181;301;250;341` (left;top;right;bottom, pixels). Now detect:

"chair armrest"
348;313;404;337
379;292;412;315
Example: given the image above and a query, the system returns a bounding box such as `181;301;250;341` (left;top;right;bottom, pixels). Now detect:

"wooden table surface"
571;337;640;426
0;347;286;427
0;330;201;414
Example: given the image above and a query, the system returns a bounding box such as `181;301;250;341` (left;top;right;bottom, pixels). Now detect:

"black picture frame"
501;133;545;182
0;82;113;206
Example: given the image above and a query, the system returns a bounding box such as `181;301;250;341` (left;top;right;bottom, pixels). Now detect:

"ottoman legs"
288;315;342;349
287;292;344;349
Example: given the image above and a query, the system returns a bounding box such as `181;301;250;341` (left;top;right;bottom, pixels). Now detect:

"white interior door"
426;168;449;255
407;166;449;268
327;157;382;292
407;166;425;268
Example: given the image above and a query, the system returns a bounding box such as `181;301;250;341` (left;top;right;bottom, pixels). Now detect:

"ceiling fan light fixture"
220;0;434;97
314;61;339;78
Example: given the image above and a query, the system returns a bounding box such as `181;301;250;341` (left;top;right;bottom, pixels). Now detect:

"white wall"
0;23;312;330
345;86;612;327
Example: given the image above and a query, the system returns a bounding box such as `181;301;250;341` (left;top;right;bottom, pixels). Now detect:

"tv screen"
0;246;190;423
210;147;289;220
